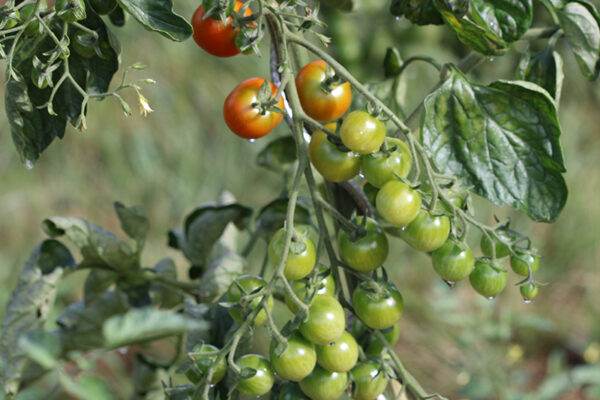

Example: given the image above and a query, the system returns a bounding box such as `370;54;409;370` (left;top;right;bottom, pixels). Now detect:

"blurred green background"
1;0;599;399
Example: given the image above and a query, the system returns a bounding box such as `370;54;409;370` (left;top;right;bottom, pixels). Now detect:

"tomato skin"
223;78;284;139
510;252;539;276
353;282;403;330
270;331;317;382
226;275;273;326
480;233;511;258
338;217;388;272
351;362;389;400
269;226;316;280
361;138;412;188
191;1;251;57
376;180;422;227
431;240;475;283
395;210;450;252
308;124;360;182
285;270;336;314
299;295;346;345
469;260;507;299
520;282;538;301
316;331;358;372
339;111;386;155
299;365;349;400
185;344;226;385
236;354;275;396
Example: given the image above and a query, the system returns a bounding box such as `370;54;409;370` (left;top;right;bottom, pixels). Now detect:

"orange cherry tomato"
191;1;251;57
223;78;285;139
296;60;352;122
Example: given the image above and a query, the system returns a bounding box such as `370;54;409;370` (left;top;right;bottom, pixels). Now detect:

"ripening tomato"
316;331;358;372
270;331;317;382
268;226;317;280
308;124;361;182
361;138;412;188
469;260;507;299
337;217;389;272
191;1;251;57
351;362;389;400
185;344;227;385
431;240;475;283
376;180;422;227
299;295;346;345
397;209;450;252
510;252;540;276
223;78;284;139
236;354;275;396
353;281;403;330
299;365;349;400
296;60;352;122
226;275;273;326
339;110;386;155
285;268;336;314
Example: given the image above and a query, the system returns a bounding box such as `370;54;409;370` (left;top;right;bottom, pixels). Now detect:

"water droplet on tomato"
248;139;256;143
395;16;400;21
443;280;456;288
523;299;532;304
24;159;34;170
358;172;365;178
486;296;495;300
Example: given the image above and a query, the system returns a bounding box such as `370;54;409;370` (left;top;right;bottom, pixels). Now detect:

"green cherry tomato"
520;282;538;302
365;324;400;357
299;365;349;400
236;354;275;396
19;3;40;36
339;110;386;155
299;295;346;345
353;282;403;330
469;260;507;299
338;216;389;272
308;124;361;182
226;275;274;326
3;9;19;29
351;362;389;400
480;233;511;258
361;138;412;188
316;331;358;372
397;209;450;253
184;344;226;385
376;180;422;227
285;269;336;314
55;0;86;22
71;30;97;59
269;226;317;280
510;252;540;276
431;240;475;283
270;331;317;382
278;382;309;399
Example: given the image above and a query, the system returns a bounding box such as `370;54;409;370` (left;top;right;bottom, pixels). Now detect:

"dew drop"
358;172;365;179
24;159;34;170
209;384;215;388
488;57;495;62
248;139;256;143
523;299;532;304
395;16;400;21
443;280;456;288
486;296;495;300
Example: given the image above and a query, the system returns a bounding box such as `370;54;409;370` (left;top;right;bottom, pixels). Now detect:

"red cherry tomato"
223;78;284;139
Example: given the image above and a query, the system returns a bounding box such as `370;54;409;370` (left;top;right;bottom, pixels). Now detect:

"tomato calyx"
250;80;283;115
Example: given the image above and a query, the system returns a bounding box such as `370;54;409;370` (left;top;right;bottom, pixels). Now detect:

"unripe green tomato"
299;365;349;400
397;209;450;252
299;295;346;345
339;110;386;155
55;0;86;22
269;226;316;280
88;0;118;15
19;3;40;36
270;331;317;382
278;382;309;399
184;344;226;385
337;216;388;272
30;67;49;89
510;252;539;276
236;354;275;396
353;282;403;330
316;331;358;372
376;180;422;227
431;240;475;283
361;138;412;188
3;9;19;29
351;362;389;400
469;260;507;299
364;323;400;357
480;233;511;258
520;282;538;302
71;30;96;59
308;125;361;182
226;275;273;326
285;271;336;314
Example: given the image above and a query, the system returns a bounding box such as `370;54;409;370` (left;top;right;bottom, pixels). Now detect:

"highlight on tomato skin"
191;1;252;58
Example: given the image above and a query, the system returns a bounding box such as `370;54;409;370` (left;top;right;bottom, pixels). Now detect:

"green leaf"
114;201;149;244
84;269;118;306
109;5;127;26
116;0;192;41
321;0;355;12
59;375;116;400
518;46;564;103
256;135;297;172
198;246;245;302
254;198;312;238
103;308;209;348
150;258;182;308
557;2;600;80
18;330;62;370
421;68;567;222
351;78;407;120
390;0;444;25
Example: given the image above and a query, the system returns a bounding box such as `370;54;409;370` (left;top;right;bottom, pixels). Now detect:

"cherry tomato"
269;226;316;280
510;252;540;276
278;382;309;399
56;0;86;22
71;30;96;59
353;281;403;330
296;60;352;122
338;216;389;272
308;124;361;182
361;138;412;188
520;282;538;301
431;240;475;283
396;210;450;252
356;322;400;357
299;365;349;400
285;269;336;314
299;295;346;345
191;1;251;57
339;110;386;155
351;362;389;400
226;275;273;326
19;3;40;36
270;331;317;382
480;233;511;258
236;354;275;396
185;344;226;385
376;180;422;227
469;260;507;299
223;78;284;139
3;9;19;29
316;331;358;372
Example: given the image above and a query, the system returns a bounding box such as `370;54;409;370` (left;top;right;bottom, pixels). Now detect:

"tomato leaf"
84;269;118;306
254;198;312;238
198;246;245;302
116;0;192;41
150;258;182;308
59;375;116;400
18;330;62;370
517;46;564;103
390;0;444;25
256;135;297;172
114;201;149;245
421;68;567;222
109;5;127;26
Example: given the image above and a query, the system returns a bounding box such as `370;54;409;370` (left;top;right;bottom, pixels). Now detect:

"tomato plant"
299;295;346;345
469;260;508;299
185;344;227;385
284;270;336;314
299;366;349;400
351;362;389;400
308;124;361;182
269;225;317;280
226;275;273;326
396;209;450;252
431;240;475;283
510;252;540;276
236;354;275;396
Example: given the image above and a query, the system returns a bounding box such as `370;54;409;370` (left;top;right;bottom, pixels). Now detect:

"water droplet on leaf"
24;159;34;170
